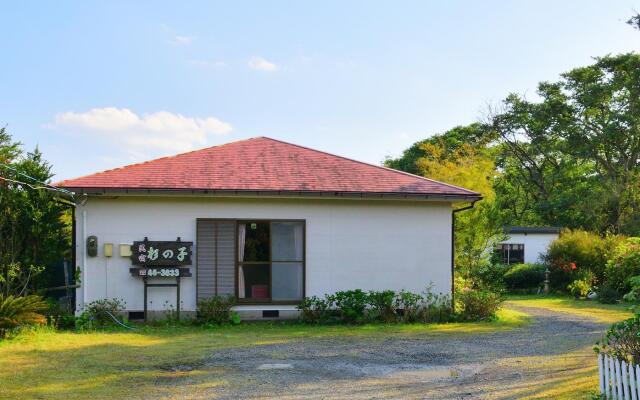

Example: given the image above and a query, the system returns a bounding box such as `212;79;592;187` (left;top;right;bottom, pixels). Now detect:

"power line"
0;163;75;199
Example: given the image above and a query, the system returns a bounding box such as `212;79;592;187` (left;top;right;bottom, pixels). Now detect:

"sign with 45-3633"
131;238;193;266
129;267;192;278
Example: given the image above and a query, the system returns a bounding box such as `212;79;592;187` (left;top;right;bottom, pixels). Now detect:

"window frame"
235;219;306;305
497;243;525;265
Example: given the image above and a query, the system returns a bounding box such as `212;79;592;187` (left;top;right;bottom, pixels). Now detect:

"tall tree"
492;53;640;234
0;128;70;296
384;123;493;174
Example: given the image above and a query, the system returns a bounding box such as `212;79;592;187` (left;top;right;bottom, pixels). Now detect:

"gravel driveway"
167;306;607;399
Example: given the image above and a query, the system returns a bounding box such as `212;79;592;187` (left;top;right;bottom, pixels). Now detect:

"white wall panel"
76;196;453;312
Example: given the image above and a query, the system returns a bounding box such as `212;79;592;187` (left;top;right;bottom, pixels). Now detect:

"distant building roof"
504;226;561;234
56;137;481;200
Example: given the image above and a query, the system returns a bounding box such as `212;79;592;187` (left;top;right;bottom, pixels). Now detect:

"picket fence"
599;353;640;399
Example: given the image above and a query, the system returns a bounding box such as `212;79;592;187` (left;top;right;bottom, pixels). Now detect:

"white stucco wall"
75;195;453;312
500;233;559;264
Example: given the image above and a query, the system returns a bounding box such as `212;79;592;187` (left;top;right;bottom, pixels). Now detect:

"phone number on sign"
145;268;180;277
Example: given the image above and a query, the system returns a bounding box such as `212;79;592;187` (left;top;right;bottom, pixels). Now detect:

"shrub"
604;238;640;294
567;279;592;299
298;295;333;324
0;295;47;338
332;290;369;323
456;289;503;321
394;290;423;323
45;299;76;330
595;314;640;364
418;286;453;323
76;298;126;330
547;229;621;286
623;276;640;303
567;270;595;299
472;263;510;291
197;295;236;325
597;283;620;304
368;290;397;323
503;263;547;289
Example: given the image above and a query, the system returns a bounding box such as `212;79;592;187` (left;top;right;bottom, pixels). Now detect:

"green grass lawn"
0;308;527;400
506;294;634;323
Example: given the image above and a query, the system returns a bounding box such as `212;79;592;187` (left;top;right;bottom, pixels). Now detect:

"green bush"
503;263;547;289
597;283;620;304
547;229;622;286
472;263;510;291
456;289;503;321
196;295;236;325
595;314;640;364
45;299;76;330
297;295;333;324
76;298;126;330
418;286;454;323
368;290;397;323
394;289;423;323
332;290;369;324
0;295;47;338
567;279;592;299
604;238;640;294
623;276;640;303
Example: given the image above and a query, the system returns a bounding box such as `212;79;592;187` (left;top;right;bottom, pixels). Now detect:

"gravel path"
170;306;608;399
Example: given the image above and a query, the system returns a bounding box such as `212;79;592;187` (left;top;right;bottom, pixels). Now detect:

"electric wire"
0;163;74;198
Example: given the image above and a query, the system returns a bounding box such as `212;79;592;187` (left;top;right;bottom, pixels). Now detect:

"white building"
57;137;481;319
497;226;561;265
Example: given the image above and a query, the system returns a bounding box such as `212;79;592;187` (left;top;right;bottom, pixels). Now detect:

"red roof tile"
56;137;480;198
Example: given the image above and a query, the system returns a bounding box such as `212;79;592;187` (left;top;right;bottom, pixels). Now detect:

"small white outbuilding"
56;137;481;319
497;226;561;265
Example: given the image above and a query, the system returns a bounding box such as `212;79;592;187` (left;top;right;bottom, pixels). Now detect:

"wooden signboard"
130;238;193;267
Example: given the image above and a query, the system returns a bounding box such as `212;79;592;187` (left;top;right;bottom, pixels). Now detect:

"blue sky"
1;1;638;181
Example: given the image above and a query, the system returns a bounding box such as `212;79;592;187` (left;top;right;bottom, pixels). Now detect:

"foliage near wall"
0;128;70;296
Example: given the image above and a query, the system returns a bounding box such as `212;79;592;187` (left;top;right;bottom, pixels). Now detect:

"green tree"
0;128;70;296
384;123;493;174
492;53;640;234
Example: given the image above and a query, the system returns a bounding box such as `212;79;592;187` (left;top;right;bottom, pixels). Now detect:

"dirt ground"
160;306;606;399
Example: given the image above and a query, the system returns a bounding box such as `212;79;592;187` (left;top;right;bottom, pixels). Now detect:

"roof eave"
58;187;482;202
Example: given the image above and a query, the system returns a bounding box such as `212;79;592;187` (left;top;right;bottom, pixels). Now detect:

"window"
496;243;525;264
237;220;304;302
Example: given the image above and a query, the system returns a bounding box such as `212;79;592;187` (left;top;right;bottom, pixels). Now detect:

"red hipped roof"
56;137;480;199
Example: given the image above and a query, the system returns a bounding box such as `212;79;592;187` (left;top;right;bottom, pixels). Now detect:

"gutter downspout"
451;198;481;309
82;209;87;311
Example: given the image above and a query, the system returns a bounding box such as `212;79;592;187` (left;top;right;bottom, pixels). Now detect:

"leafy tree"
628;12;640;31
492;53;640;234
384;123;493;174
0;128;70;296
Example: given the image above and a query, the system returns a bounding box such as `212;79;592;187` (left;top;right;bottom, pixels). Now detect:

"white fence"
599;353;640;399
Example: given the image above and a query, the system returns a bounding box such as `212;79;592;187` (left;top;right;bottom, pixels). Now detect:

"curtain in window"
238;223;246;298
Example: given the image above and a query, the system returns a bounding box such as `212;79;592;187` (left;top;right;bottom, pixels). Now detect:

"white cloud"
169;35;195;45
50;107;232;158
248;56;278;72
